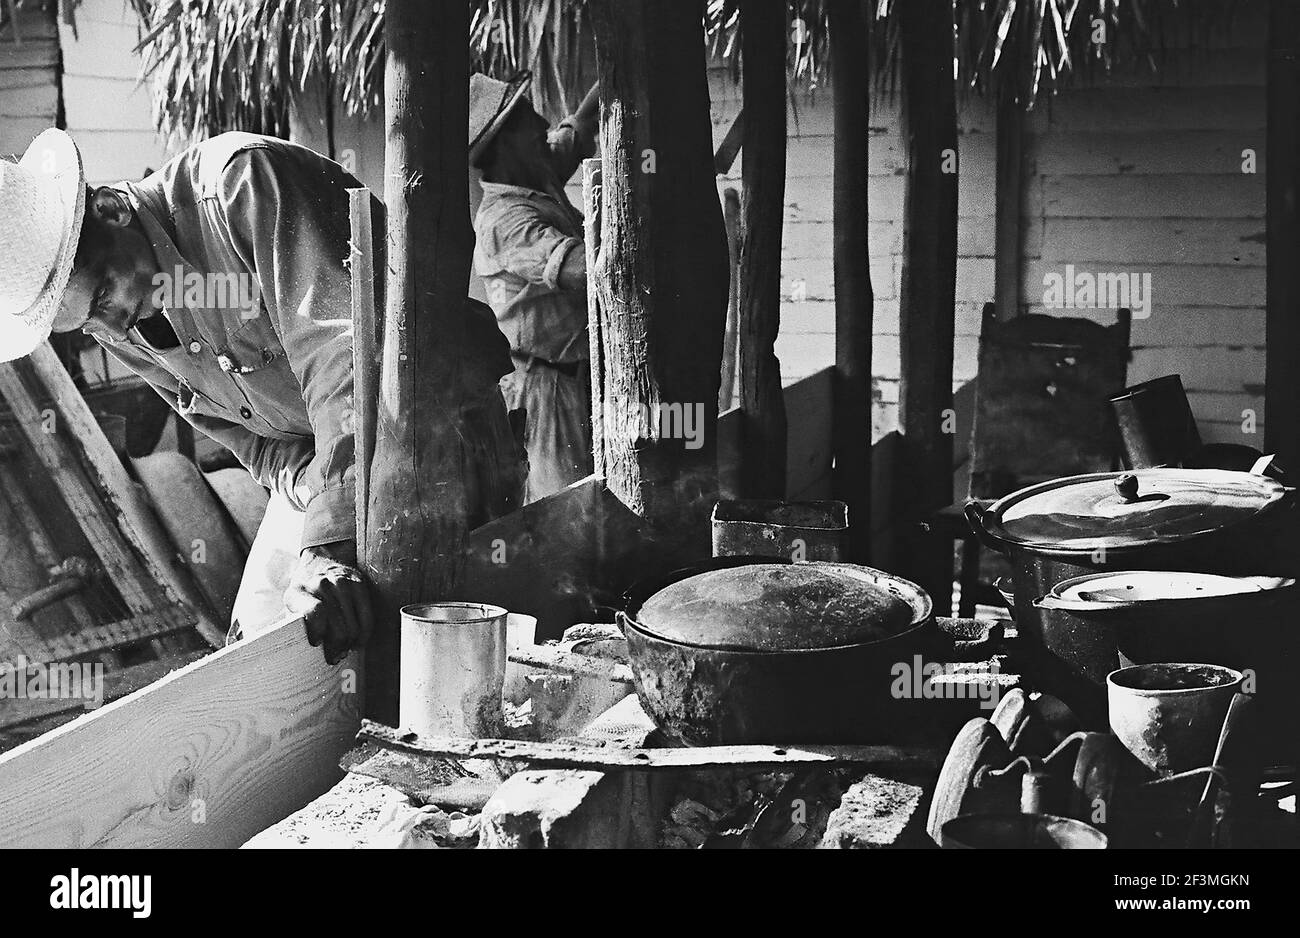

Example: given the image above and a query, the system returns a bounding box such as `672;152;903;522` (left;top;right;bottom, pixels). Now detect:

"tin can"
399;602;508;738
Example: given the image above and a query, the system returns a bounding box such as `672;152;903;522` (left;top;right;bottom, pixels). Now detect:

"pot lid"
1050;571;1265;605
985;469;1287;551
632;562;928;651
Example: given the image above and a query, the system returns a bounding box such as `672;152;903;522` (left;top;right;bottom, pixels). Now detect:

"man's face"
54;188;160;342
485;103;554;189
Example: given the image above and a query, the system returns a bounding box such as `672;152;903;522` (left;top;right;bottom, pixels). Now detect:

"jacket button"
239;406;252;420
188;341;202;354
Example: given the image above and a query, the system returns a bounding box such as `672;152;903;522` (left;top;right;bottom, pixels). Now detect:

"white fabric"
228;490;306;643
0;130;85;362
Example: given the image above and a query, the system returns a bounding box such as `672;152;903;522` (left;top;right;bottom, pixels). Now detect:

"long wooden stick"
359;720;941;773
348;188;378;562
19;344;224;646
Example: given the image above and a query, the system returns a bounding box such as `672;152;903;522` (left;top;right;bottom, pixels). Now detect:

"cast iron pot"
964;468;1300;724
1035;571;1297;757
618;557;940;746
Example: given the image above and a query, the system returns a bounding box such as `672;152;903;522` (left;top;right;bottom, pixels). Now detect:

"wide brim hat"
0;129;85;363
469;71;532;163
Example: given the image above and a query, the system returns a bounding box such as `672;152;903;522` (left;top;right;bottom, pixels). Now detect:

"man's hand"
284;539;373;665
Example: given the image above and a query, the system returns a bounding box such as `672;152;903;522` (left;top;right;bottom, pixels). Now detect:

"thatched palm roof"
9;0;1249;145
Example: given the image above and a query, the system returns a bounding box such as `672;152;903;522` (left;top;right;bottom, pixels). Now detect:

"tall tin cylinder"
399;602;508;737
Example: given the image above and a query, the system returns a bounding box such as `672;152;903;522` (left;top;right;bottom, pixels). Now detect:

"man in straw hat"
0;129;523;664
470;72;599;503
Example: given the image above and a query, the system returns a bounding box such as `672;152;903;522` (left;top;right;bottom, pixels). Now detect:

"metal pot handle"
963;499;1008;553
1032;592;1137;613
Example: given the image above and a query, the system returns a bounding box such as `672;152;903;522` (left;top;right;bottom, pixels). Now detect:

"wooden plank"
0;619;359;848
1038;174;1264;219
0;650;206;730
359;720;942;772
1025;87;1265;133
1030;130;1266;177
1037;218;1267;267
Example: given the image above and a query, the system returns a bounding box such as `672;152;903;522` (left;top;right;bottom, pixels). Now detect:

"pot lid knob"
1114;473;1140;502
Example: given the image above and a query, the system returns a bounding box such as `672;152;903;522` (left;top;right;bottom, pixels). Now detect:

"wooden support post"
738;0;788;499
587;0;729;546
897;0;959;603
362;0;473;723
1267;0;1300;472
829;0;873;562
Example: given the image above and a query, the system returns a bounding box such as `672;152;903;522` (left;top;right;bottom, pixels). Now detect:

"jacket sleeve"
215;148;358;550
475;198;582;290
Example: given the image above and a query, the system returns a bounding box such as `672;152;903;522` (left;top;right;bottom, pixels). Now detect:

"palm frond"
74;0;1253;144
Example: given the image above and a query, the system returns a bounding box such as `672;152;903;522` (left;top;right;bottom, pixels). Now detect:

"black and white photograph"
0;0;1292;910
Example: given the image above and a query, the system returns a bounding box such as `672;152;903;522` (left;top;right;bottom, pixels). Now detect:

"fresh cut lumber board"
0;618;359;848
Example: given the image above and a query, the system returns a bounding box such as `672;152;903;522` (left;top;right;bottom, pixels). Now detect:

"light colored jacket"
473;117;593;364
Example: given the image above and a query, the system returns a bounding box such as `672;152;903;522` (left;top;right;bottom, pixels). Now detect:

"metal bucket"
711;499;849;561
1107;663;1244;775
399;602;508;738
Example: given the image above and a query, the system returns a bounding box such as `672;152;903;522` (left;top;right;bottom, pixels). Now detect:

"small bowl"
940;813;1108;849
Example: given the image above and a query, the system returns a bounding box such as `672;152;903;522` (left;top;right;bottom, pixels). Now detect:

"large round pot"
619;558;939;745
965;468;1299;723
1035;571;1297;755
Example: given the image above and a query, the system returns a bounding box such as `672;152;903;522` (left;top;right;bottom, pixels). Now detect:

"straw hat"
0;129;85;363
469;71;532;163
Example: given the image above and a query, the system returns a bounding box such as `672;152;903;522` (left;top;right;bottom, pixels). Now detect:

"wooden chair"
933;302;1132;616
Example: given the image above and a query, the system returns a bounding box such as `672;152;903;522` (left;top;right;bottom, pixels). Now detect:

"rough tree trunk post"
362;0;473;722
738;0;788;499
1267;0;1300;472
830;0;873;562
897;0;958;605
587;0;730;549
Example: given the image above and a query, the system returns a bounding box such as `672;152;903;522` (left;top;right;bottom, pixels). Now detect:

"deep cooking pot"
618;557;940;745
1035;571;1298;758
965;467;1299;724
